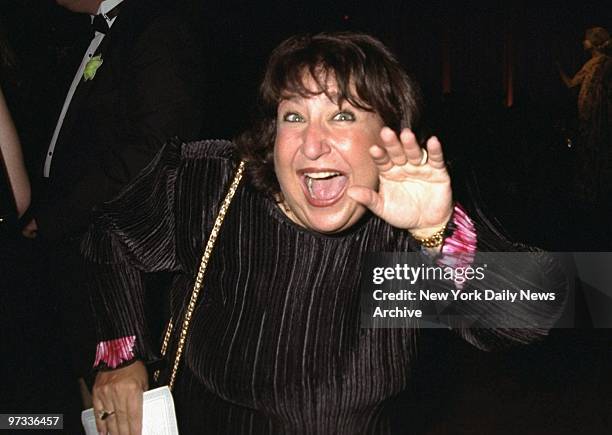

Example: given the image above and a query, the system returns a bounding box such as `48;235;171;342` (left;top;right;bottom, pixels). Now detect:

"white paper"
81;386;179;435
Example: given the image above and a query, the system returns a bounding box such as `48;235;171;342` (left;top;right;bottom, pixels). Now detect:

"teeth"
304;172;341;198
304;171;340;179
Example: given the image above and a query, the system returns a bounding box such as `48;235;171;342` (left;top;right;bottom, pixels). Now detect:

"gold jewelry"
97;410;115;420
155;160;246;390
418;149;428;166
411;227;445;248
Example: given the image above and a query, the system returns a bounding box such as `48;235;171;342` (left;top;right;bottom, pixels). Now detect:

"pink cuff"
93;335;136;369
437;204;478;287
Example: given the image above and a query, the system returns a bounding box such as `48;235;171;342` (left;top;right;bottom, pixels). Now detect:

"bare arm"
557;61;588;88
0;86;30;217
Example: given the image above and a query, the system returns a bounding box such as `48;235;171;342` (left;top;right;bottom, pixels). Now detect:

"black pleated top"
83;139;567;434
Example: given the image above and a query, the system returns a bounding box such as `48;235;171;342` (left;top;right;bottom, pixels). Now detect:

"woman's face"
273;75;384;233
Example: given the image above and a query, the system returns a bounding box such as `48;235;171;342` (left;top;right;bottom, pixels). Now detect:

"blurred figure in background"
558;26;611;206
558;26;611;249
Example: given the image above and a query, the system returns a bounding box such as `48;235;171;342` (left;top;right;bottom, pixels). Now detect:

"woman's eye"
283;112;304;122
333;111;355;121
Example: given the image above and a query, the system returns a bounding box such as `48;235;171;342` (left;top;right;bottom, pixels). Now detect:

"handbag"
82;159;246;435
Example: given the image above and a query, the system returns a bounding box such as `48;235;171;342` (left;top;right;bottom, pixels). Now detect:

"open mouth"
301;170;348;206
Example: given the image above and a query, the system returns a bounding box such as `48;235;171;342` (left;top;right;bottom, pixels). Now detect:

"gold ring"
418;148;428;166
97;410;116;420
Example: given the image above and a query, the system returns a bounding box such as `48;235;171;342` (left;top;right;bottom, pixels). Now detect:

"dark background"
1;1;610;433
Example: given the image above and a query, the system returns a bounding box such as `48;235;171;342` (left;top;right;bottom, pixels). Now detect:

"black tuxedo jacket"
37;0;203;242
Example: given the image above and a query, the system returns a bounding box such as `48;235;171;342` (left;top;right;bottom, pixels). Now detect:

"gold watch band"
411;227;446;248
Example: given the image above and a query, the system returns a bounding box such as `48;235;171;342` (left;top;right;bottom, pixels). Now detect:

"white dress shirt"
43;0;124;178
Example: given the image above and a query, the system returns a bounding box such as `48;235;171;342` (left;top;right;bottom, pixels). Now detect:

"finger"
378;127;408;166
399;129;424;165
368;144;394;173
425;136;446;169
92;396;108;435
120;381;145;435
347;186;384;217
115;400;130;435
127;388;144;435
94;392;120;435
105;410;120;435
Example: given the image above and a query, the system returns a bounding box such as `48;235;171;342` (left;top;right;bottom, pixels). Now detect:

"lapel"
53;7;126;152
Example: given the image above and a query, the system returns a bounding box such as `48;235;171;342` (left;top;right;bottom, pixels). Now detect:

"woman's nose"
301;122;331;160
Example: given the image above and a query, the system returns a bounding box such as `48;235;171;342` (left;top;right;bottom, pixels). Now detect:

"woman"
558;26;611;204
87;33;566;435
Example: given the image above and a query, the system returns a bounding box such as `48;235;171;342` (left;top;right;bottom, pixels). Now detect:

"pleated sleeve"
441;203;569;351
81;138;183;369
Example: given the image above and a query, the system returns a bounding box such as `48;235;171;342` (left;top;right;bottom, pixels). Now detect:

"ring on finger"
97;409;116;420
418;149;428;166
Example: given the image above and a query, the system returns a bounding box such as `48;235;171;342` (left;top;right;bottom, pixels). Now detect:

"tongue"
310;175;347;200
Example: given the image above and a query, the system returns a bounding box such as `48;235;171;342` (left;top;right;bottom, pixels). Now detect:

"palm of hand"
377;163;452;230
347;127;454;233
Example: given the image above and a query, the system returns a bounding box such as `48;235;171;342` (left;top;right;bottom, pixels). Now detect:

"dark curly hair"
236;32;423;199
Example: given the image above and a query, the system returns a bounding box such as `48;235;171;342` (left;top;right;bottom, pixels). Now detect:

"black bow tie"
91;3;122;35
92;14;110;34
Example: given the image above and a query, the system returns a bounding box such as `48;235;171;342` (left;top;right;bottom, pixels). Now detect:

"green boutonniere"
83;54;103;81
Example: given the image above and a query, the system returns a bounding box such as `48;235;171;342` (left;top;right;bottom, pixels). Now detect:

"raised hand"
347;127;453;237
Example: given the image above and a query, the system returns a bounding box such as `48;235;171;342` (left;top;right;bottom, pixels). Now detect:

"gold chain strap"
154;160;246;390
153;316;173;383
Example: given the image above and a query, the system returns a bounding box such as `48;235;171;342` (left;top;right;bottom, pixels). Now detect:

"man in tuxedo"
25;0;203;240
22;0;204;416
